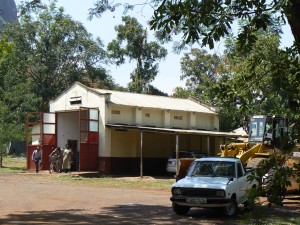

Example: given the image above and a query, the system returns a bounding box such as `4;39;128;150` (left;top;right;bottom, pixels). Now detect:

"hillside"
0;0;17;29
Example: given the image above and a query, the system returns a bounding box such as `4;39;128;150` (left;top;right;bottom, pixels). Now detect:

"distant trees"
0;1;115;141
89;1;300;130
0;2;113;112
0;1;171;142
107;16;168;94
175;26;300;132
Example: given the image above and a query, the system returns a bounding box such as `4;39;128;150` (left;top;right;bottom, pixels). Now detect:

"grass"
53;174;175;190
0;155;27;173
0;155;175;190
241;206;300;225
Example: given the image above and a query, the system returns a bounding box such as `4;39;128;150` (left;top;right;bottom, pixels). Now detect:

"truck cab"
170;157;258;216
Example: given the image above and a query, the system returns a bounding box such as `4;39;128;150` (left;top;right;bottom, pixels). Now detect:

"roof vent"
70;96;82;105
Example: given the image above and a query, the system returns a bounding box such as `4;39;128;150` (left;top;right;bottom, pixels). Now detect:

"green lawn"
0;155;27;173
0;155;175;190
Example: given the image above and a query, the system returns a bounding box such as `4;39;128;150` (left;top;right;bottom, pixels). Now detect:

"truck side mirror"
227;177;234;185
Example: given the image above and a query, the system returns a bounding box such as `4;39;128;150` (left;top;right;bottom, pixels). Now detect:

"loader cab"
249;115;268;143
248;115;289;151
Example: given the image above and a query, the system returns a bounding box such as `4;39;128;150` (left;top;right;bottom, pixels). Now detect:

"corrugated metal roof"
92;88;217;114
106;124;241;137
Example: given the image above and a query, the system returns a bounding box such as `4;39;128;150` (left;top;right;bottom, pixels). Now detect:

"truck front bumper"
170;196;230;208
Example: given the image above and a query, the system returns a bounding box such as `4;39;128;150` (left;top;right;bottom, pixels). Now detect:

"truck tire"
265;169;286;203
49;162;54;174
244;185;256;210
247;157;266;169
224;199;238;217
172;202;190;215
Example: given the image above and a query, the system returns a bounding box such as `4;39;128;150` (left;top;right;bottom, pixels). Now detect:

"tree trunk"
285;0;300;53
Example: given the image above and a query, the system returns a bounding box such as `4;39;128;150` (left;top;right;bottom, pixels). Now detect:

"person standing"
62;144;73;173
49;146;63;172
32;146;42;173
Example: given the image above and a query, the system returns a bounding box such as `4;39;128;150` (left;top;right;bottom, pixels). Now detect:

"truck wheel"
49;162;54;174
224;199;237;217
172;202;190;215
244;185;256;210
265;169;286;204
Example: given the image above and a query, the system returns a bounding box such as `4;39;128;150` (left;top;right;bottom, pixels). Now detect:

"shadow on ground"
0;201;299;225
0;206;238;224
1;203;291;225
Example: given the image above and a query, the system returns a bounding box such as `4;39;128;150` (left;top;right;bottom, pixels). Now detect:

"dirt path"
0;173;299;225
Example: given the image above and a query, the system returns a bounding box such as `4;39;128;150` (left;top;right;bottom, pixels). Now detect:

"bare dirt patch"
0;172;299;225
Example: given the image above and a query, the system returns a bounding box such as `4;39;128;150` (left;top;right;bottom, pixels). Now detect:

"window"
237;163;243;178
249;117;266;142
70;96;82;105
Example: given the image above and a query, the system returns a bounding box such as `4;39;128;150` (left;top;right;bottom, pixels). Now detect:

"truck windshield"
187;161;235;178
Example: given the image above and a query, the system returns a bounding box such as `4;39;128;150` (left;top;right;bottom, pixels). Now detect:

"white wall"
56;111;79;149
142;109;163;127
50;83;103;112
110;105;134;125
170;111;189;129
50;83;221;160
196;113;215;130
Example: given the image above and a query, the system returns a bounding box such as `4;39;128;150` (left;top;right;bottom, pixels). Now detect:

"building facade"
27;82;240;175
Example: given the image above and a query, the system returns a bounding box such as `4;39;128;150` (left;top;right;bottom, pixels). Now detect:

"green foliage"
107;16;167;94
149;0;300;54
0;37;13;60
174;24;300;132
1;1;112;112
247;156;294;206
215;30;300;132
89;1;300;54
294;161;300;184
179;49;220;104
172;87;193;99
0;1;116;143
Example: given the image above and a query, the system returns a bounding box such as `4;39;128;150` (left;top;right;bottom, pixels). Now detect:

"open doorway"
68;140;78;171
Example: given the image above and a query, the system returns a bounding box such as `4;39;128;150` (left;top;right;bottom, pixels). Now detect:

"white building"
26;82;239;175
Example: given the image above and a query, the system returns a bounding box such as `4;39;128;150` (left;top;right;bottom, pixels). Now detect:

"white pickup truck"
170;157;258;216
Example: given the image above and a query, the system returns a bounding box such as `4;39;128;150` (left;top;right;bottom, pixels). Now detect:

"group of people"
31;144;73;173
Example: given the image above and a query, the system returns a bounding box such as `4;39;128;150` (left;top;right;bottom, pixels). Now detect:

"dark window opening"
70;96;82;105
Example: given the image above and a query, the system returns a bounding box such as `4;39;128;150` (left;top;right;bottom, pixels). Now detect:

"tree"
89;1;300;54
0;37;28;140
180;48;222;104
107;16;168;94
221;33;299;111
173;26;300;132
172;87;192;99
149;0;300;53
215;29;300;134
1;1;113;112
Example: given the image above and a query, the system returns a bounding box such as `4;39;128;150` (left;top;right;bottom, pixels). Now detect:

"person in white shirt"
62;144;73;173
32;146;42;173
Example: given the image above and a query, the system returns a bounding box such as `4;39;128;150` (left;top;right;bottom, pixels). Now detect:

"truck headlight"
172;188;182;195
216;190;225;197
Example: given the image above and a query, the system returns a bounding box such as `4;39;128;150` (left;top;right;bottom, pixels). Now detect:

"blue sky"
15;0;295;94
53;0;190;94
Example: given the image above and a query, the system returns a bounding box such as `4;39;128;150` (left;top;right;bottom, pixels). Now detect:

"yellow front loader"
220;115;299;192
220;115;293;168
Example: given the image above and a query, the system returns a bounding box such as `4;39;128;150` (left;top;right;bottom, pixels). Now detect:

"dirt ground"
0;172;299;225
